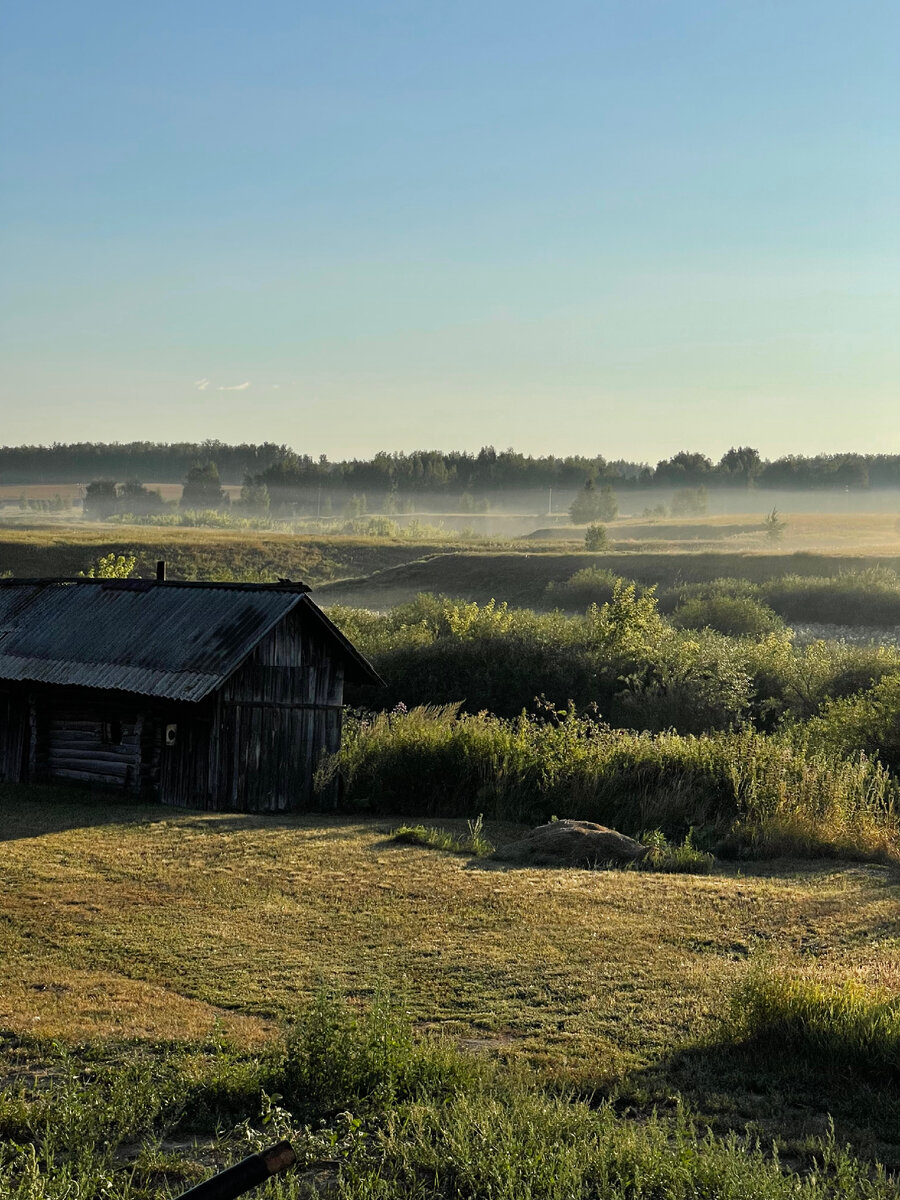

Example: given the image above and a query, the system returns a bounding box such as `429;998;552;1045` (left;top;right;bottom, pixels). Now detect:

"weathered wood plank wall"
214;609;345;812
0;689;28;783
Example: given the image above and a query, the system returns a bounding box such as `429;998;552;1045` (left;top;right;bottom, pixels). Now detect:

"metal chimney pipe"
156;560;166;582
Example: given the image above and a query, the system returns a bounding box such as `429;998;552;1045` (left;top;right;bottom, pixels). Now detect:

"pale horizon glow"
1;1;898;459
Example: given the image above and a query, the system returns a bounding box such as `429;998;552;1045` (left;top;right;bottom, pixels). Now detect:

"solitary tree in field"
584;523;608;550
181;461;227;509
83;479;119;520
764;508;787;542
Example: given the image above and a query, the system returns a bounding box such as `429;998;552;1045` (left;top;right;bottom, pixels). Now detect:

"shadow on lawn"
0;782;355;842
605;1035;900;1174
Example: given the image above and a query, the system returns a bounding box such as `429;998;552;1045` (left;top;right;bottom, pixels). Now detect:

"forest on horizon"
0;441;895;492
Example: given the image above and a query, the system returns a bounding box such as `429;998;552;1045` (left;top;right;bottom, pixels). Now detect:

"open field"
2;787;900;1170
5;510;900;1192
2;511;900;594
556;510;900;555
0;526;465;587
312;547;900;610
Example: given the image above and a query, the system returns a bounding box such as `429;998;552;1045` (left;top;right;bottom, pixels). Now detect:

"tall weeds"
727;972;900;1082
318;705;900;861
3;995;900;1198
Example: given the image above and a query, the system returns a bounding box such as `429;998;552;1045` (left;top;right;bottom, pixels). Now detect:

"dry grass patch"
0;961;272;1045
1;787;898;1076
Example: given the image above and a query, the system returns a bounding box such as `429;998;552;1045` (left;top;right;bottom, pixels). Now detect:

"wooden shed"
0;576;380;811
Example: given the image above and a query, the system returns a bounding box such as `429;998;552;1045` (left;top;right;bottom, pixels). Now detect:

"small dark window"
103;720;123;745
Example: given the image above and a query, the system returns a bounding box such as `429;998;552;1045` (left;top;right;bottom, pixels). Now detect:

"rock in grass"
493;819;648;868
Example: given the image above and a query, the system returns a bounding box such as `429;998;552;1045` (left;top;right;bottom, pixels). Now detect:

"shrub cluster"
318;705;900;862
333;589;900;734
556;567;900;630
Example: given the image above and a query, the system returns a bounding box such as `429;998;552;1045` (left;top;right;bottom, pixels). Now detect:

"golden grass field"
4;788;898;1070
611;510;900;554
0;525;463;586
3;512;899;604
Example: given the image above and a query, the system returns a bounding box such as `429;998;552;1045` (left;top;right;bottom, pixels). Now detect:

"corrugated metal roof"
0;578;367;701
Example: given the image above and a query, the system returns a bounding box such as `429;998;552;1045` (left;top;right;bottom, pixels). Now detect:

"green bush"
672;594;783;638
613;629;753;734
334;591;900;734
657;577;758;612
547;567;629;609
759;569;900;626
79;552;137;579
584;523;608;550
802;673;900;772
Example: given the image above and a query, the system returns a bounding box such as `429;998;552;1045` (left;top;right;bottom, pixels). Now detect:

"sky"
1;1;898;460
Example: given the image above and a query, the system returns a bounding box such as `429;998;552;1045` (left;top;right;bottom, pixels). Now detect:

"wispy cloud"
219;381;250;391
194;378;210;391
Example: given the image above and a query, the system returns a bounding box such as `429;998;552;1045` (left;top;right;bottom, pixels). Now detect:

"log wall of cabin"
33;690;145;792
0;609;353;811
213;610;345;812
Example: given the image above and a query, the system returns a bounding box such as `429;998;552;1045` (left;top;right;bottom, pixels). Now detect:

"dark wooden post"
175;1142;296;1200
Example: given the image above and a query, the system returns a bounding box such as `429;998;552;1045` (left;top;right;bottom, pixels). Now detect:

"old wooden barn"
0;574;380;811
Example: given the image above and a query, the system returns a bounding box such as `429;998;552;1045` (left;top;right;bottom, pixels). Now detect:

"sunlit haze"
2;1;898;457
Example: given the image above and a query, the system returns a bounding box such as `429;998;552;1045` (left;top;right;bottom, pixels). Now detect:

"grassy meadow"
0;525;466;588
312;546;900;610
2;786;900;1198
3;508;900;598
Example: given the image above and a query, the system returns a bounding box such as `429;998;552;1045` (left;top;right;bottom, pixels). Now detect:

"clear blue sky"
1;1;898;459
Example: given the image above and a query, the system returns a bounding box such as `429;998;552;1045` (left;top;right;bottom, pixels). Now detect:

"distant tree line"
1;441;896;492
242;446;898;496
0;441;286;485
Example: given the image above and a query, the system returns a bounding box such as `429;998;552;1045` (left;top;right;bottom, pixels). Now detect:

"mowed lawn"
3;786;899;1082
